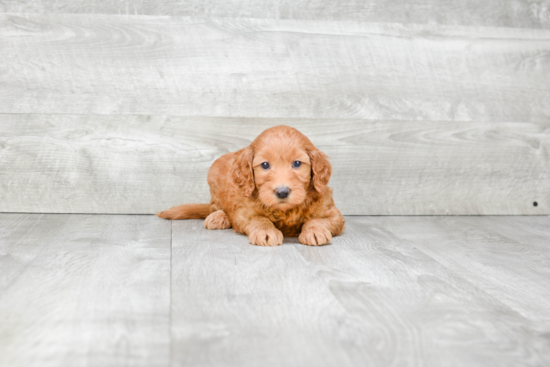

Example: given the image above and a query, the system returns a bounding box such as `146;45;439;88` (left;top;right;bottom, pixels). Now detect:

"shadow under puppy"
157;125;345;246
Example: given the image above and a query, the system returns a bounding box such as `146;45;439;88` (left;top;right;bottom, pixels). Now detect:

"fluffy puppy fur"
156;125;345;246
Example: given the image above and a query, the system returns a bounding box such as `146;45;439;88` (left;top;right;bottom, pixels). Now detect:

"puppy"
156;125;344;246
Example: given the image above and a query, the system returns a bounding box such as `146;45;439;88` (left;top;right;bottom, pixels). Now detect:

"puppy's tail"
155;203;212;220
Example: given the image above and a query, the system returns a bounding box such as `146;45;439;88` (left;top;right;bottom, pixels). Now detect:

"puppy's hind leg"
204;210;232;230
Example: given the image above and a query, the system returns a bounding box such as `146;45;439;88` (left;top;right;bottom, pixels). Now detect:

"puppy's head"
232;125;331;210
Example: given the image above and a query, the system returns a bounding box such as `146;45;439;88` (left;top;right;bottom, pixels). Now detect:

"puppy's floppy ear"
308;148;331;194
232;147;255;197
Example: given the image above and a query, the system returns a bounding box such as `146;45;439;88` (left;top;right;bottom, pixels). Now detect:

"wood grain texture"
1;214;549;366
0;214;171;367
0;114;547;215
171;219;352;367
1;0;550;28
1;13;550;121
384;216;550;322
171;217;550;367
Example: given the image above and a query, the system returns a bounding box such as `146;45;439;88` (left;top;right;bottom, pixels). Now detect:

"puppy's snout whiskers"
275;186;291;199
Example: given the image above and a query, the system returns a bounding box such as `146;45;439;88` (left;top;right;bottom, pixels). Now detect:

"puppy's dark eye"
292;161;302;168
261;162;270;169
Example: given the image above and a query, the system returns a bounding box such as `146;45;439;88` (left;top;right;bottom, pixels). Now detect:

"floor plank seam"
169;219;173;367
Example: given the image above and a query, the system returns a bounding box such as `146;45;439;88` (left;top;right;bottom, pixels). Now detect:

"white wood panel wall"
0;115;547;215
0;10;548;215
1;14;549;120
2;1;550;28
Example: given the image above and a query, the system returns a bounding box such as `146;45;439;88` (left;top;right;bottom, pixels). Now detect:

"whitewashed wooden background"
0;2;549;215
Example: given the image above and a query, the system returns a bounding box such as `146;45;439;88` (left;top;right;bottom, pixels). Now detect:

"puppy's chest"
266;210;309;237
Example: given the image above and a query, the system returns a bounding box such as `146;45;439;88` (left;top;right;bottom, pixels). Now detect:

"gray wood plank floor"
0;214;171;367
1;214;549;366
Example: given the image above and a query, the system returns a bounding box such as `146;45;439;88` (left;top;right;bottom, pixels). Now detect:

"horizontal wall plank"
1;14;550;121
0;214;171;367
0;114;547;215
1;1;549;28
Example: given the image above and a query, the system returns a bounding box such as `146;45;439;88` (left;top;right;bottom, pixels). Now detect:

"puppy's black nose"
275;186;291;199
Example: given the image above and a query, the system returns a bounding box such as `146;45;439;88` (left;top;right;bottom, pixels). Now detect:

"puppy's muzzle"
275;186;291;199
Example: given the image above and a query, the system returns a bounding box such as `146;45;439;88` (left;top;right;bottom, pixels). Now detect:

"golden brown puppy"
156;125;344;246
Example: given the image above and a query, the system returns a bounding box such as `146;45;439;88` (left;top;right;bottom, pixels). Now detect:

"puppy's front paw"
204;210;231;230
299;225;332;246
249;227;284;247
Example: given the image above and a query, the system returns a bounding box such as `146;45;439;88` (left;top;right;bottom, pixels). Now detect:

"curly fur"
157;125;345;246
